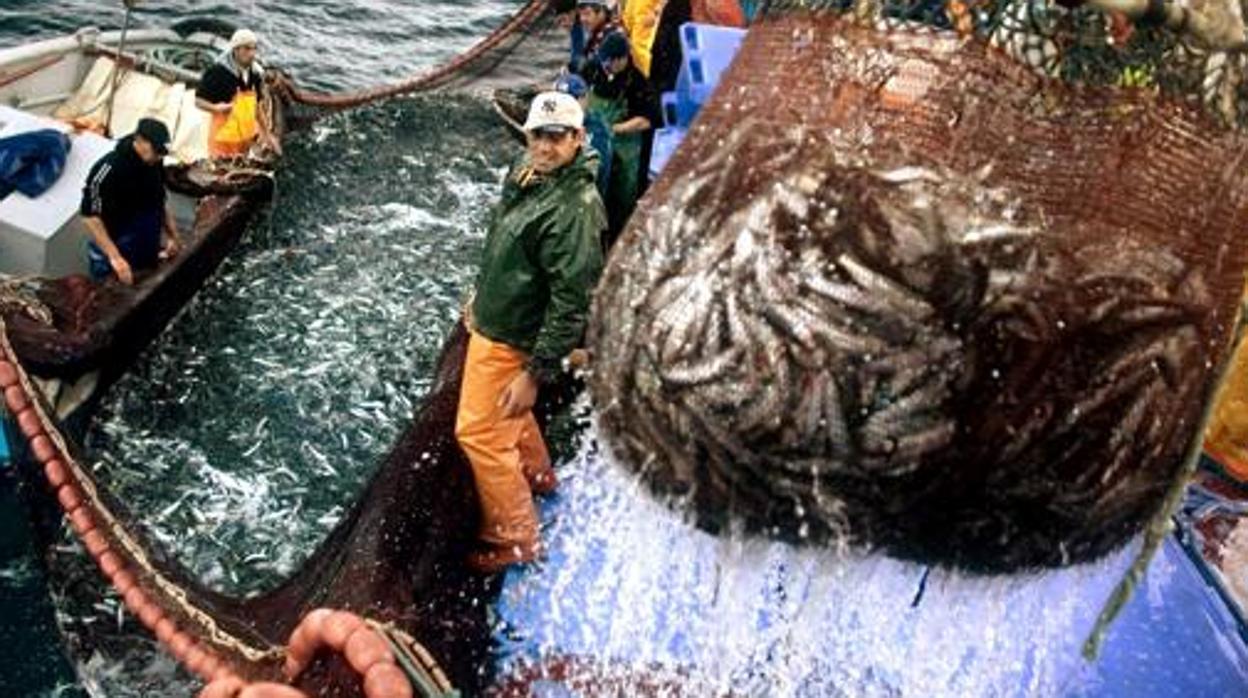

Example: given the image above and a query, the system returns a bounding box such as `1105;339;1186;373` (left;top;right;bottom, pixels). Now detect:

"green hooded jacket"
471;148;607;382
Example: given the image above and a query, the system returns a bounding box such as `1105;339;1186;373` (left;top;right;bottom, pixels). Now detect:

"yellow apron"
1206;299;1248;481
209;90;258;158
621;0;666;77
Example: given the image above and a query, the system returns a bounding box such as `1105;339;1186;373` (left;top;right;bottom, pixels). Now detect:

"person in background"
571;0;626;79
586;31;660;246
80;118;181;285
691;0;748;26
551;0;588;74
195;29;280;158
619;0;667;77
649;0;693;94
456;92;606;574
554;73;612;202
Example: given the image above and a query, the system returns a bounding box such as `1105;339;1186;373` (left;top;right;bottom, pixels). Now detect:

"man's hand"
216;103;233;114
498;370;540;419
160;234;182;260
568;348;591;370
110;255;134;285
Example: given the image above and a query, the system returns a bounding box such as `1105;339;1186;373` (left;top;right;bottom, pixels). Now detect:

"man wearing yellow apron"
195;29;280;158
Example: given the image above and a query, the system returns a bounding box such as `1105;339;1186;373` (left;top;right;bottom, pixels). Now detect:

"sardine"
661;347;743;388
837;253;935;320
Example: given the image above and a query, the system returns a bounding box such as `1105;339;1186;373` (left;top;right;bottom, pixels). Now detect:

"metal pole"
103;0;138;137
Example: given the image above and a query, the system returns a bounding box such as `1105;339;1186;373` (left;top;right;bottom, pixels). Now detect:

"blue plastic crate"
678;23;746;92
669;22;747;128
649;126;687;179
661;91;680;128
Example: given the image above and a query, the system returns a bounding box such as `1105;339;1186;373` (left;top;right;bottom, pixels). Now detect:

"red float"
97;551;123;578
82;529;109;557
4;384;28;412
57;485;83;512
68;506;94;535
17;407;42;438
43;459;68;487
0;360;17;388
30;434;56;463
363;663;414;698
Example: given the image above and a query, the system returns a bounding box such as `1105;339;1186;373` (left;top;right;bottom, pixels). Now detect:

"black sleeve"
80;155;112;218
197;65;235;104
157;165;168;207
626;71;661;127
250;67;265;98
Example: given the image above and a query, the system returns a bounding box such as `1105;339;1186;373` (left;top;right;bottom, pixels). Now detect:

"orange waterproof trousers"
455;329;551;549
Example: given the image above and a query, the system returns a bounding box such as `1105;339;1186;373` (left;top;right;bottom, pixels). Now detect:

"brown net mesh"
589;10;1248;573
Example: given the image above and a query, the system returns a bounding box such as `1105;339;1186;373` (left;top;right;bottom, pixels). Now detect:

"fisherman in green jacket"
456;91;607;574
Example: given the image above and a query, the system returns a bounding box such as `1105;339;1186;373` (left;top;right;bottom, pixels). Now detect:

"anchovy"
876;165;944;184
959;222;1033;245
803;272;896;318
808;313;891;356
862;380;950;438
661;347;743;388
822;374;851;456
763;303;818;351
890;420;957;462
837;253;935;320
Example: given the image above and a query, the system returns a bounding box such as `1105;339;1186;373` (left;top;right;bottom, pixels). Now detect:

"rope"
1081;296;1248;659
0;277;53;327
367;621;460;698
282;0;549;110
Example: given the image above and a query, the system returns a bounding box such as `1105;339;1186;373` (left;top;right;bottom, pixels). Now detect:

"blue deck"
493;448;1248;695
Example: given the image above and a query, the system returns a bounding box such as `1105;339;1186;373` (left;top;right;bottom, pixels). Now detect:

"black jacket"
198;62;264;105
80;136;166;234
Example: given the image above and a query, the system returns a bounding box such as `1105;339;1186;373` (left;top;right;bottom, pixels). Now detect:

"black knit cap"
135;117;171;155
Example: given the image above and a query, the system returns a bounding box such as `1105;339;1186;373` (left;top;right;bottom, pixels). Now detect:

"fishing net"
589;0;1248;576
275;0;567;118
1;2;567;695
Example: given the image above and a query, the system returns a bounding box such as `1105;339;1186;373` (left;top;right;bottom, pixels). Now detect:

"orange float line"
2;355;403;697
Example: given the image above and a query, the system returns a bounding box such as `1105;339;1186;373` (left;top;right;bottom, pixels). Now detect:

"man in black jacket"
80;118;181;285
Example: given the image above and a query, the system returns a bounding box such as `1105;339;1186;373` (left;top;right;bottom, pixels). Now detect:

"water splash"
495;423;1158;696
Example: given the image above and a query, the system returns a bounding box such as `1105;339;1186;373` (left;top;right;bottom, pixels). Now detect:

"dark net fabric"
589;11;1248;573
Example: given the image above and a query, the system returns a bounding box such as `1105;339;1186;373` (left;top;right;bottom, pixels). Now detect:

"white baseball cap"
229;29;259;50
523;91;584;133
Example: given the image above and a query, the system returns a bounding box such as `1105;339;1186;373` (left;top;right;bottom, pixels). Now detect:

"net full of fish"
589;13;1248;574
